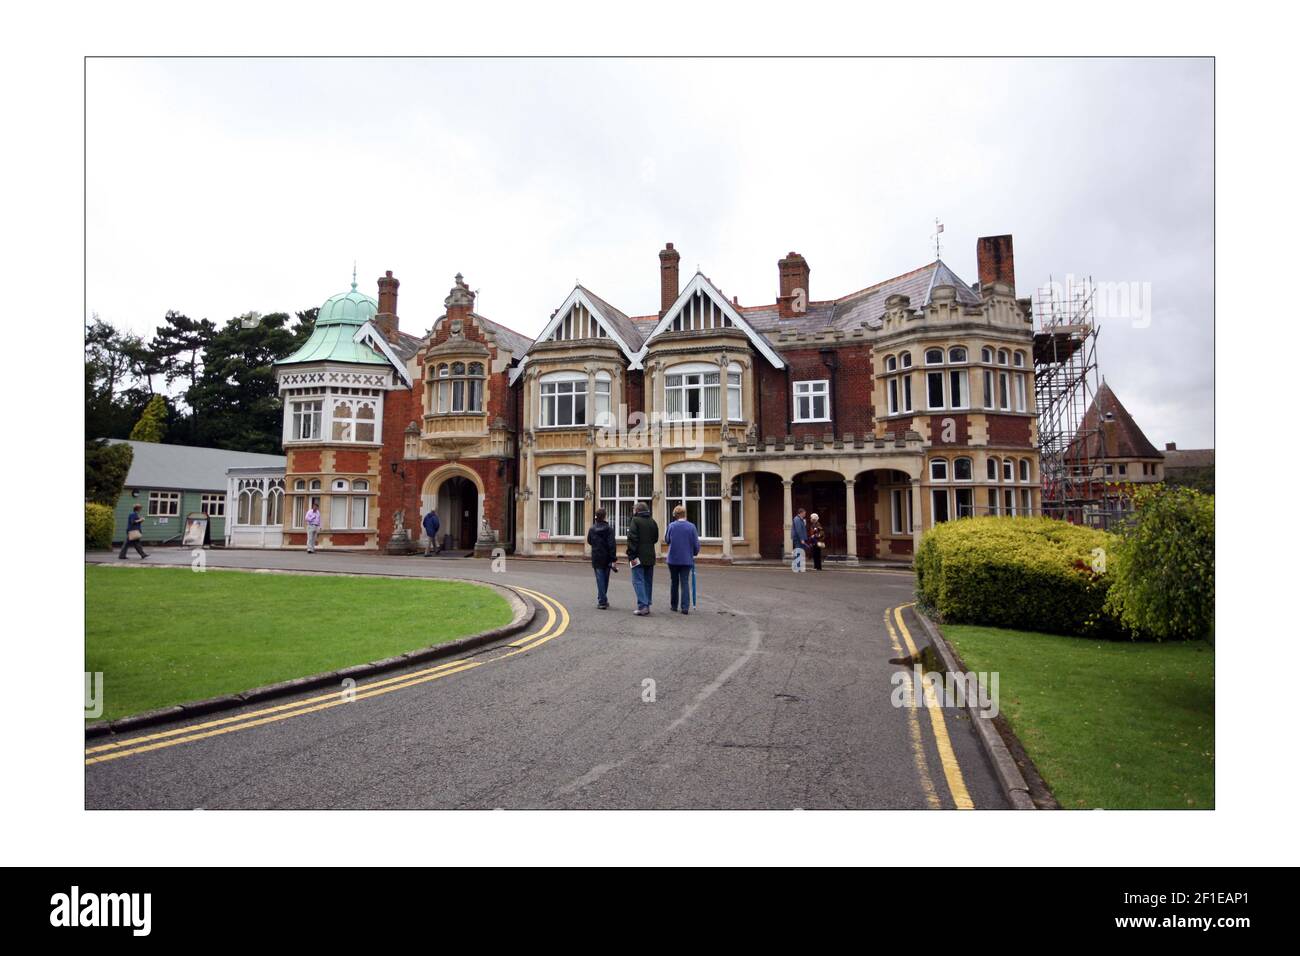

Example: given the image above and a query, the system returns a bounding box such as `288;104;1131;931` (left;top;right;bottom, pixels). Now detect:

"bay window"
291;399;322;440
538;468;585;537
665;464;723;538
432;362;486;413
598;466;652;538
331;399;377;442
539;374;587;427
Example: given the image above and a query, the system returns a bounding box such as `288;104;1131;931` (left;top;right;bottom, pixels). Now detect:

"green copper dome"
276;269;388;367
316;273;378;327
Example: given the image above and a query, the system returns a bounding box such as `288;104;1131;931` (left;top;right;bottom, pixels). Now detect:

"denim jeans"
632;564;654;608
668;563;692;610
594;566;610;606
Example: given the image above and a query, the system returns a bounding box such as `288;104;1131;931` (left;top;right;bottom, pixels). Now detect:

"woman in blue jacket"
663;505;700;615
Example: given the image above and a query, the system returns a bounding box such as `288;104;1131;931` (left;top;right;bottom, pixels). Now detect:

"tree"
85;439;134;505
86;316;152;440
129;393;169;443
184;312;301;453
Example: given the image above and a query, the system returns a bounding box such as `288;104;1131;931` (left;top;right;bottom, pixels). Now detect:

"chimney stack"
659;242;680;317
375;270;400;341
1166;442;1177;451
777;251;810;319
976;235;1015;293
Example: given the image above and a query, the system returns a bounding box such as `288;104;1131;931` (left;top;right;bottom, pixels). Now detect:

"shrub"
916;516;1120;638
85;439;133;506
1104;486;1214;642
85;503;115;550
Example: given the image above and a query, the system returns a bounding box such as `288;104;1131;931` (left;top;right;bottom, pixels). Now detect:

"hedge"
916;516;1121;638
1104;487;1214;642
85;503;115;550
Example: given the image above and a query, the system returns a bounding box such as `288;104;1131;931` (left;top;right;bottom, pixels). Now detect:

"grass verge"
944;625;1214;809
86;565;513;722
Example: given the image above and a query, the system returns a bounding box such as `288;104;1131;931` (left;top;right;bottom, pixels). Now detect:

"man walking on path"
625;500;659;616
664;504;700;615
305;500;321;553
118;504;148;560
791;507;809;573
586;508;617;609
423;508;441;557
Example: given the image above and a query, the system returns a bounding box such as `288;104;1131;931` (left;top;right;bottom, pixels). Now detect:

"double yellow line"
85;586;569;766
886;602;974;809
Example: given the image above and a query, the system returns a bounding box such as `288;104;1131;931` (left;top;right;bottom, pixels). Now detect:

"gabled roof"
528;285;644;362
640;272;785;369
353;322;413;388
1069;382;1163;461
107;440;285;493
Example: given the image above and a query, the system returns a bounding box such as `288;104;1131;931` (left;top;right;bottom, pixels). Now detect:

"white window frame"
930;488;951;526
539;372;588;428
148;491;180;517
538;466;586;538
330;397;378;443
926;369;946;410
890;487;912;535
930;458;948;482
199;493;226;517
665;363;725;422
793;379;830;423
953;457;973;482
730;476;745;540
598;465;653;539
291;399;323;441
665;463;724;539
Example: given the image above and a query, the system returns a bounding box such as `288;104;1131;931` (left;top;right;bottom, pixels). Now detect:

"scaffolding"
1033;275;1106;526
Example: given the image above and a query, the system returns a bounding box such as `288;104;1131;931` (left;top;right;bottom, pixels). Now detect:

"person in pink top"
305;500;321;553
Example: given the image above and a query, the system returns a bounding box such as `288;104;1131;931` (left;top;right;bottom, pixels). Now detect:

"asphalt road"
84;549;1008;809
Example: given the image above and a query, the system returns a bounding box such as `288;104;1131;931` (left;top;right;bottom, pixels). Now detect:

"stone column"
721;469;734;562
844;477;858;563
782;478;794;560
910;477;923;554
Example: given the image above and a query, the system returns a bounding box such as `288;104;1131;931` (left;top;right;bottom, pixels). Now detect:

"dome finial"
351;261;358;291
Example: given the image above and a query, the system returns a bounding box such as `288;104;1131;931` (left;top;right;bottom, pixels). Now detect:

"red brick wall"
288;449;322;473
334;449;372;473
986;414;1032;447
928;413;970;446
329;533;369;547
758;343;875;440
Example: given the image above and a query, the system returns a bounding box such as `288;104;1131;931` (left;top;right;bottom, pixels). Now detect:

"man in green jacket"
625;500;660;616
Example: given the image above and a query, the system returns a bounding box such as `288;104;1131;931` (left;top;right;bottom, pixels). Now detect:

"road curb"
911;609;1037;810
85;579;536;741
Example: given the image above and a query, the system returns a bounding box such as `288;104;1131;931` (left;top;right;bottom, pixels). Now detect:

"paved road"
84;550;1007;809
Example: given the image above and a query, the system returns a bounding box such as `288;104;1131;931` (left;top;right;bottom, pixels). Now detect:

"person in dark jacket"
625;500;659;616
118;504;148;560
808;512;825;571
663;504;700;615
586;508;617;609
422;508;441;556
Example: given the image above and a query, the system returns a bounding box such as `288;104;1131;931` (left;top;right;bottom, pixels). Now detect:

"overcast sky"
87;57;1213;447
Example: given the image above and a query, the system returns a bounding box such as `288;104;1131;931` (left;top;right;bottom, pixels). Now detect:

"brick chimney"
659;242;680;317
1165;442;1177;451
777;252;810;318
375;270;400;341
976;235;1015;292
444;273;476;326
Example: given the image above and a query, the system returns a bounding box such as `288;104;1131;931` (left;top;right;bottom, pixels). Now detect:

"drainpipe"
821;348;839;436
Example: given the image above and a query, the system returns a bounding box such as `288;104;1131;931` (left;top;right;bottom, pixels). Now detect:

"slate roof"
1068;382;1164;461
1163;447;1215;470
107;440;286;492
578;284;647;351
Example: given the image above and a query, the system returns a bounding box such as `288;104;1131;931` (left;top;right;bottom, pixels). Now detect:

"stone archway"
420;463;486;553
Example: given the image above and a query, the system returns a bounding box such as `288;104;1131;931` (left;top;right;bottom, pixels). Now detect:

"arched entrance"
420;465;485;553
793;469;848;556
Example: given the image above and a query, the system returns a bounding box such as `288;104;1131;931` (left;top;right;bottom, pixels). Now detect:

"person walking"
791;507;809;573
118;504;148;560
625;500;659;616
305;499;321;553
422;508;441;557
808;512;826;571
586;508;617;609
664;504;700;615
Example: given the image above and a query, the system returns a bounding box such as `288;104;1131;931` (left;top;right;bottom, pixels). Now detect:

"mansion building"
262;235;1041;562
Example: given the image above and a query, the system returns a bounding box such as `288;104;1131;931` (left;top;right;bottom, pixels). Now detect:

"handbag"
127;529;142;541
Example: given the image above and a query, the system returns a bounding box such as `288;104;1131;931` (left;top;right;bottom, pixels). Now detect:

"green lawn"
944;625;1214;809
86;565;513;722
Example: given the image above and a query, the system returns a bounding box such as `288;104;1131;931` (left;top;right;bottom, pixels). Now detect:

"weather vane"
932;219;944;259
